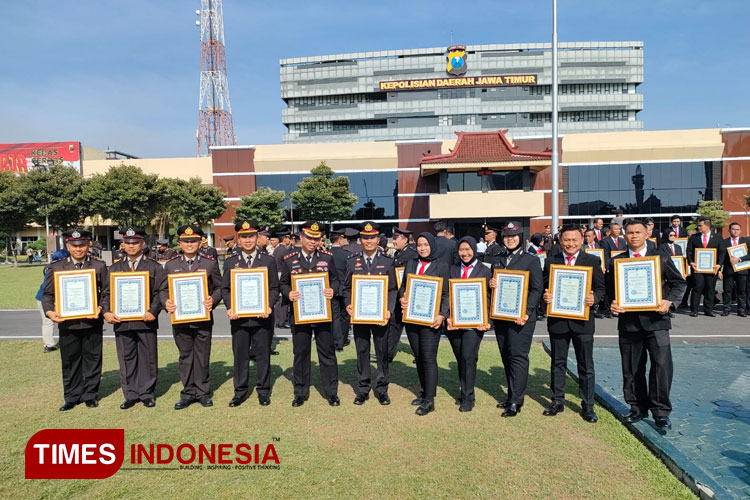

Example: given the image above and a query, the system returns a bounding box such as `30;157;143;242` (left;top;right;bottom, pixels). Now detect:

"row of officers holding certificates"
44;218;698;430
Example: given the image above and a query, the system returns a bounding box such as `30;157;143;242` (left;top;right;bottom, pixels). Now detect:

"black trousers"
331;297;350;349
549;332;595;408
493;319;535;406
273;296;289;328
115;329;158;401
59;327;102;403
691;273;717;312
232;324;272;399
618;329;673;417
405;325;441;401
446;329;484;404
353;324;389;396
680;275;694;308
173;326;212;400
291;322;338;398
722;272;747;312
386;306;404;362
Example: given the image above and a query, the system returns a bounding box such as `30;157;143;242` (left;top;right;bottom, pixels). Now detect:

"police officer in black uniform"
482;224;503;263
221;220;279;407
199;235;219;260
329;229;352;350
42;228;108;411
224;236;240;258
489;221;543;417
342;227;362;255
273;228;293;329
279;221;340;407
102;227;167;409
343;222;398;405
386;227;417;362
161;225;223;409
155;238;178;262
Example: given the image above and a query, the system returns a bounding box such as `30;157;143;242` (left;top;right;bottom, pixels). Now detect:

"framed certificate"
230;268;269;318
673;238;688;256
54;269;98;320
694;248;717;274
585;248;606;273
395;266;405;290
490;269;529;321
109;271;149;320
168;272;211;324
546;265;592;320
536;253;546;270
727;243;750;272
614;256;663;312
648;237;658;247
403;273;443;327
291;272;332;324
610;250;625;259
350;274;388;324
670;255;687;278
449;278;487;329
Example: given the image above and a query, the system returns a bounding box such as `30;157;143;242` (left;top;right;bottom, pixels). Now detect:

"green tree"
168;177;227;241
154;177;189;238
290;162;357;224
234;187;285;229
84;164;166;229
692;200;730;231
20;164;88;237
0;172;32;265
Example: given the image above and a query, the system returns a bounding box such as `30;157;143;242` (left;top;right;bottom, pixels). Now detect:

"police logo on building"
446;45;467;76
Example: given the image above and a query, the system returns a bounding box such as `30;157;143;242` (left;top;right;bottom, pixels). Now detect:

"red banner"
25;428;124;479
0;141;81;173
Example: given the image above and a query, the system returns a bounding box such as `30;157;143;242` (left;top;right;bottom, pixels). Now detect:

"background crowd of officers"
41;213;748;429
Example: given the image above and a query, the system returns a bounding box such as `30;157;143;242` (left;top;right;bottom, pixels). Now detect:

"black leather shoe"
377;393;391;405
739;310;747;317
120;399;138;410
59;401;78;411
292;396;307;407
502;403;521;417
84;399;98;408
668;312;675;318
174;399;194;410
411;394;425;406
689;311;699;317
229;396;247;407
328;395;340;407
594;312;604;319
455;398;461;405
415;400;434;416
581;409;598;423
604;312;612;319
459;401;473;412
142;398;156;408
335;347;343;352
44;344;59;353
542;401;565;416
623;410;643;423
496;400;509;409
353;393;369;405
721;309;731;317
655;416;672;429
270;349;279;355
705;311;716;317
258;395;271;406
199;396;213;407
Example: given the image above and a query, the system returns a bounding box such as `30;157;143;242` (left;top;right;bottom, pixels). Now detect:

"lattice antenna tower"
196;0;236;156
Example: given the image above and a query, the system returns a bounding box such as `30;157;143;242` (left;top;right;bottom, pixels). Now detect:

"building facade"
281;41;644;144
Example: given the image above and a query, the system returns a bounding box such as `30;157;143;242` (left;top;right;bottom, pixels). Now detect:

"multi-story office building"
281;41;644;143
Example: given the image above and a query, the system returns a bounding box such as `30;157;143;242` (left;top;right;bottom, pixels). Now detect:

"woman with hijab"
446;236;491;412
399;232;450;416
488;221;543;417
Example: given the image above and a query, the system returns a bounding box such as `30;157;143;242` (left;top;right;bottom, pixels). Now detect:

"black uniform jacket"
343;250;398;314
491;250;544;321
279;248;340;301
397;257;450;320
221;250;280;328
42;255;108;331
101;256;166;332
161;255;223;327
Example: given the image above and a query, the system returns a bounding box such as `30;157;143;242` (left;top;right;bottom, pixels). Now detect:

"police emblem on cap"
241;221;250;230
364;223;373;232
126;228;135;237
507;223;515;229
311;223;319;231
185;227;194;235
72;230;80;238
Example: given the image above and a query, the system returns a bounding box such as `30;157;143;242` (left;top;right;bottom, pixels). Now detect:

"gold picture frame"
727;243;750;272
614;256;663;312
546;264;592;321
350;274;388;325
109;271;150;320
167;271;211;324
395;266;405;290
230;267;270;318
402;273;443;327
291;272;333;325
670;255;687;278
54;268;98;320
694;248;718;274
489;269;529;321
449;278;488;329
584;248;606;273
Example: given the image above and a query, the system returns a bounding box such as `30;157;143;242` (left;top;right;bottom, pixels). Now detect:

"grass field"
0;264;44;309
0;339;693;500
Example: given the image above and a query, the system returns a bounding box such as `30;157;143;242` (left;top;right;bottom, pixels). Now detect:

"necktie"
247;254;253;267
596;229;600;241
187;259;193;270
614;238;619;249
590;243;594;249
732;238;737;247
417;260;428;275
129;260;135;271
702;234;708;248
75;262;82;270
306;255;312;266
670;244;675;256
633;253;641;258
461;264;473;278
566;255;574;266
366;256;372;268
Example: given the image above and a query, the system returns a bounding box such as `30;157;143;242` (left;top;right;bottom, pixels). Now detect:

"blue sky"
1;0;748;158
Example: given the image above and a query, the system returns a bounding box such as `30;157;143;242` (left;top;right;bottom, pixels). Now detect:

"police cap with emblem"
121;226;146;243
344;227;359;239
176;224;203;241
63;228;91;246
234;219;259;236
301;221;323;238
502;221;523;236
392;227;412;238
359;221;380;238
156;238;170;246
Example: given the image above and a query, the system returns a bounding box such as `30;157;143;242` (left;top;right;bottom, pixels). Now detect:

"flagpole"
551;0;560;236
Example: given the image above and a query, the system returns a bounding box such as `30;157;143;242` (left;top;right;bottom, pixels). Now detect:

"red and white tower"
196;0;236;156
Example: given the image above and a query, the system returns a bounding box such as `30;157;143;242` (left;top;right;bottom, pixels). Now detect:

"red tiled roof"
421;130;552;164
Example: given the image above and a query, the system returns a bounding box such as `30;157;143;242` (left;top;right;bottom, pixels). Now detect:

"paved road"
2;308;748;345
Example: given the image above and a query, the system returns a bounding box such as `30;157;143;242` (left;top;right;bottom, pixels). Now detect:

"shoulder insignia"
168;255;181;262
284;251;299;260
319;249;332;256
202;255;215;261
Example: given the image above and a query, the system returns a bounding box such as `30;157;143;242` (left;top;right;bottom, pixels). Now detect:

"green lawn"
0;264;44;309
0;340;693;500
